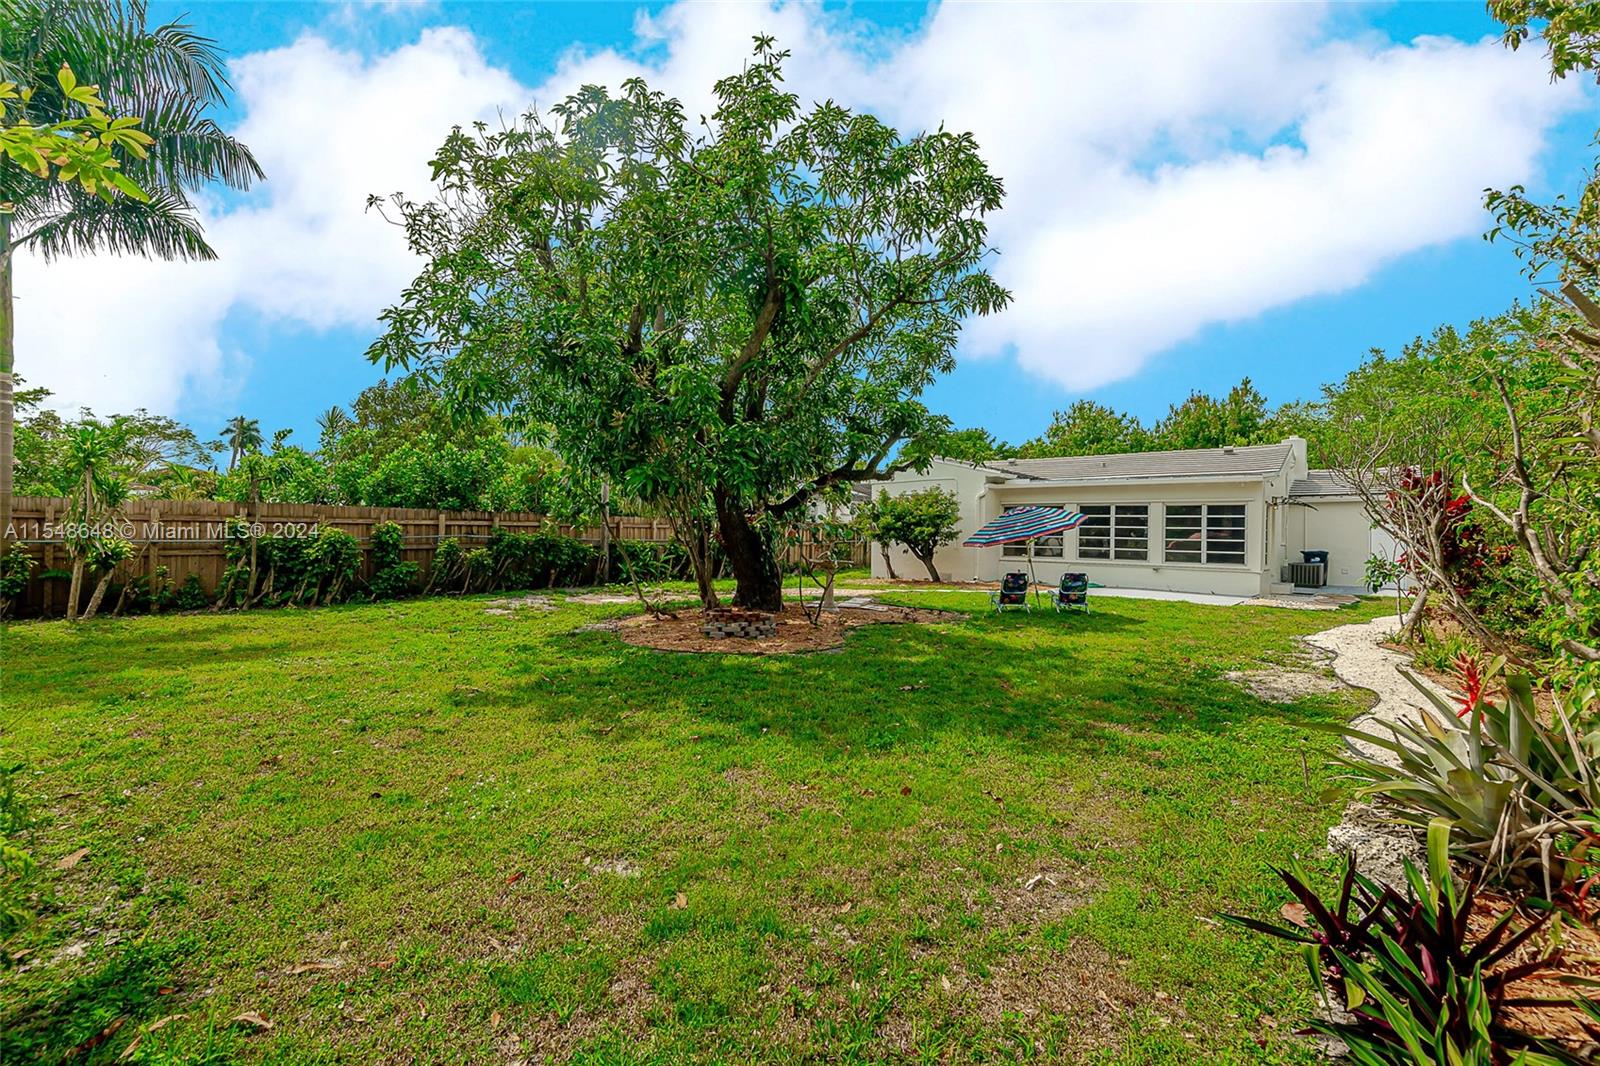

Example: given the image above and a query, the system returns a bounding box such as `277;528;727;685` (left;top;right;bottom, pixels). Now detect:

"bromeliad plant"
1226;832;1594;1064
1332;658;1600;894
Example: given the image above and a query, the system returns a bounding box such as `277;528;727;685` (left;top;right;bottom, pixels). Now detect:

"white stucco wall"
866;459;997;582
1285;496;1393;591
982;480;1274;596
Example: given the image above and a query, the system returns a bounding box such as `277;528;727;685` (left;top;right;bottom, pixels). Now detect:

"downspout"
974;484;993;582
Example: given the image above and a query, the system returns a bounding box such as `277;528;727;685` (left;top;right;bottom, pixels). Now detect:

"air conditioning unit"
1284;561;1326;588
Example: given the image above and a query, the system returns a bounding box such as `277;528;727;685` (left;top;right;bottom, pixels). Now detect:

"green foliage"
170;572;207;611
0;63;152;202
1334;662;1600;891
1016;399;1149;459
1229;853;1585;1065
85;533;131;573
1364;553;1400;594
369;38;1009;609
1154;379;1274;451
933;427;1014;464
865;488;961;581
367;521;418;600
1010;379;1321;462
0;543;34;615
0;762;37;947
0;0;262;261
486;528;595;590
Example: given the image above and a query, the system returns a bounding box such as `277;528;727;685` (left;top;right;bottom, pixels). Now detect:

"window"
1001;504;1065;558
1076;504;1148;561
1164;504;1247;565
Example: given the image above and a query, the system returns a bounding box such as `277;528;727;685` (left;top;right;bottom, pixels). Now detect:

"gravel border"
1303;615;1452;887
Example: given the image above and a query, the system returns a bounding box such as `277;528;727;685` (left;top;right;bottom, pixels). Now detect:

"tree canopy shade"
370;38;1008;610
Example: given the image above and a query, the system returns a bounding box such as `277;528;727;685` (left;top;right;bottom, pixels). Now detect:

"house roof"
979;442;1296;484
1289;469;1359;498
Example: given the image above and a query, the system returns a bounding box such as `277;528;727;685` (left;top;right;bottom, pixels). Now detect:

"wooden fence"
3;497;868;617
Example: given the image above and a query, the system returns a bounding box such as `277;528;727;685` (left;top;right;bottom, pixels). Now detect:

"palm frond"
21;188;215;262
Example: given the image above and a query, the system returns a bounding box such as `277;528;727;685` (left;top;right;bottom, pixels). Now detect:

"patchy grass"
1;588;1383;1063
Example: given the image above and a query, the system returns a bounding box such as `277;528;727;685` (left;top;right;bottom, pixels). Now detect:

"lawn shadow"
471;595;1360;758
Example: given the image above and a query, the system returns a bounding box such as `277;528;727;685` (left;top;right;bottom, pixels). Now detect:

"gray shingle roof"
1289;469;1358;497
980;442;1295;483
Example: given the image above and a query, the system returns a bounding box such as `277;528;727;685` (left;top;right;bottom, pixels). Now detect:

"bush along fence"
0;497;868;618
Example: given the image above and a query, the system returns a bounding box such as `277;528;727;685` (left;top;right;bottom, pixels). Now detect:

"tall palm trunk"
1;211;15;551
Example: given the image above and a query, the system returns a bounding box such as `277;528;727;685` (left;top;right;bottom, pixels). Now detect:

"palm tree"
0;0;262;545
60;417;130;619
316;405;351;451
220;415;262;471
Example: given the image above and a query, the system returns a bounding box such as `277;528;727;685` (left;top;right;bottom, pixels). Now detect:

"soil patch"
483;594;554;616
1224;668;1346;703
616;604;962;655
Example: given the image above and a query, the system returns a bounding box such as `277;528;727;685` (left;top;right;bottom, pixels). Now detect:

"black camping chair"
1052;572;1089;614
990;571;1031;614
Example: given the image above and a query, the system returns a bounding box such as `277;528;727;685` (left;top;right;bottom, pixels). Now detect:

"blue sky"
24;2;1593;450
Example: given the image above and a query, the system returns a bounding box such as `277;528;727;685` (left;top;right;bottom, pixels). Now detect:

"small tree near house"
869;487;961;582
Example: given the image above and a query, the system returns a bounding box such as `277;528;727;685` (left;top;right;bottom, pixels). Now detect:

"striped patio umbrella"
964;506;1087;604
963;506;1086;547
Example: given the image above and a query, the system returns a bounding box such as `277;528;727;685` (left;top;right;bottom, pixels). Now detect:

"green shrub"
486;529;595;590
1226;848;1586;1064
0;545;35;618
171;573;209;611
367;521;418;600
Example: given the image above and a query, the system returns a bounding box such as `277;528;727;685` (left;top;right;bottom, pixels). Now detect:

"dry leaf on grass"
670;891;688;910
286;961;340;975
232;1011;274;1032
505;871;524;886
65;1015;124;1059
56;847;90;871
490;1010;503;1030
1280;903;1312;928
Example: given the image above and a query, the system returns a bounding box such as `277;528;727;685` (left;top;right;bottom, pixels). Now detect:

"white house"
870;437;1391;597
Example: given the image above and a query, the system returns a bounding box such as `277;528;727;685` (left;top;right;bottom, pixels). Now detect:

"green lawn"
1;589;1383;1064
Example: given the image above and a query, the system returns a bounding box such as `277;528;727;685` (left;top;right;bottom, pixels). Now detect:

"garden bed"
617;602;961;654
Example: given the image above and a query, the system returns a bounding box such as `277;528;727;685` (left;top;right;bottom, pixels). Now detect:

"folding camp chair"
1052;572;1089;614
990;571;1031;613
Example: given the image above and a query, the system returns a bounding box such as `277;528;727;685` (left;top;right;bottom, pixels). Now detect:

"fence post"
148;505;161;584
41;500;55;615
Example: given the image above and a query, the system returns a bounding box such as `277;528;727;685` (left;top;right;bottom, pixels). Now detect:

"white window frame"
1162;503;1247;566
1075;504;1148;562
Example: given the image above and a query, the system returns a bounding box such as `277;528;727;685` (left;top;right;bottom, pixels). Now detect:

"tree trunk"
1399;585;1429;644
80;570;114;621
685;522;719;609
878;543;897;580
714;490;783;612
65;554;83;621
914;551;941;583
1;211;15;551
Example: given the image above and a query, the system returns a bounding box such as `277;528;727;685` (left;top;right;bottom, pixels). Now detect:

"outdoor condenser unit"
1285;561;1327;588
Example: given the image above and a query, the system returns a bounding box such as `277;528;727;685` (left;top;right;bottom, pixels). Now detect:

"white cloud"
14;26;523;413
13;2;1584;413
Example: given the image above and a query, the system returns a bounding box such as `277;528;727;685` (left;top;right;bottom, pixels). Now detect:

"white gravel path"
1303;615;1453;886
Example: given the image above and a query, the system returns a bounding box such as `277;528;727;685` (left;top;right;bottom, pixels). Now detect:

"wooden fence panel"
4;497;868;617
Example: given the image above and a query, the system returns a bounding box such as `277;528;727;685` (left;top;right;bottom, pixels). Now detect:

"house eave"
991;472;1274;490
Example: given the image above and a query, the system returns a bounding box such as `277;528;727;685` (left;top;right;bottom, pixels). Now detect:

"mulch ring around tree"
615;603;963;655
